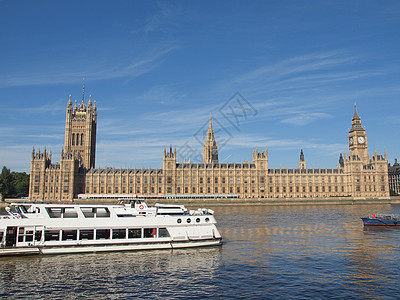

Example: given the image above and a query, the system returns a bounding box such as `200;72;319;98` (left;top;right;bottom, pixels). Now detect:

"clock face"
357;136;365;144
349;137;353;145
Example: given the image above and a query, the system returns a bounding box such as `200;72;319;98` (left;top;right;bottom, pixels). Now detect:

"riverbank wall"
2;196;400;207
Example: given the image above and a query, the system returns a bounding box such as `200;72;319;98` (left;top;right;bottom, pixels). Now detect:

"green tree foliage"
0;166;29;199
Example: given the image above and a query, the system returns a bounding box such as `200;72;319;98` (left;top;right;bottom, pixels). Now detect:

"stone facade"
29;91;390;200
388;159;400;195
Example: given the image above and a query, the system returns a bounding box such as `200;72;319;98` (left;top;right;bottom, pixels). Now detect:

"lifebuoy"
139;204;144;210
372;214;376;218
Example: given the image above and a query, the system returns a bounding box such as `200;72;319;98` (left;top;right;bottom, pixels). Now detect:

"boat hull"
0;239;222;256
361;217;400;226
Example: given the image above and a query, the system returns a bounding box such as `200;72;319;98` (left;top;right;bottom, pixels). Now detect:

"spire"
67;94;72;107
300;149;305;161
352;103;360;121
82;78;85;102
349;104;364;133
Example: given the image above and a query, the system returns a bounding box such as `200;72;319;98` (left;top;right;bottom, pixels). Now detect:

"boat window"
0;231;3;241
79;229;94;240
63;208;78;218
144;228;157;238
18;227;24;242
159;228;170;238
96;229;110;240
112;229;126;239
45;230;60;241
46;207;62;218
17;227;34;243
35;230;42;242
196;218;200;223
187;218;191;223
81;207;95;218
62;230;77;241
25;230;34;242
128;228;141;238
96;208;110;218
177;218;182;224
205;218;210;223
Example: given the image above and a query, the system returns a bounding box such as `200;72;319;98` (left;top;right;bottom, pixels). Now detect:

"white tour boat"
0;200;222;256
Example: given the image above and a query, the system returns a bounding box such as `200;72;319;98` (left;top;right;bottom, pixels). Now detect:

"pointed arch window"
81;133;84;146
72;133;75;146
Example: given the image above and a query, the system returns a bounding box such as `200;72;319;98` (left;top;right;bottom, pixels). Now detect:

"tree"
0;166;29;198
0;166;14;198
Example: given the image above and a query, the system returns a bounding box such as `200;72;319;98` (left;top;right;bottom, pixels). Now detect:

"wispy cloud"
0;45;178;88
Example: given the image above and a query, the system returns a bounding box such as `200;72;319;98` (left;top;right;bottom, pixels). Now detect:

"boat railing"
368;214;400;220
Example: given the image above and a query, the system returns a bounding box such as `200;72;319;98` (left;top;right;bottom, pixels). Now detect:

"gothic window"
177;187;181;194
185;187;188;193
192;187;196;193
215;187;218;193
76;134;79;146
81;134;84;146
215;177;218;184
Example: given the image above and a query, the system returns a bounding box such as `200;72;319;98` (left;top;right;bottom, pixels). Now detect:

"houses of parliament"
29;88;390;201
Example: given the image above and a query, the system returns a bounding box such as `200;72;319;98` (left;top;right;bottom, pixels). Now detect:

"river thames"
1;203;400;299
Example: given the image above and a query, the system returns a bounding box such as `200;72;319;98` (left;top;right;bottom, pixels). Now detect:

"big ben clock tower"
348;104;369;162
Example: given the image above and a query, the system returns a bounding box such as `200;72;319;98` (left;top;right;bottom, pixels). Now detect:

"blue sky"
1;1;400;173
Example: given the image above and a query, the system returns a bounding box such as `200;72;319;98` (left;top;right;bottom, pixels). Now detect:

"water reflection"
0;247;222;299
